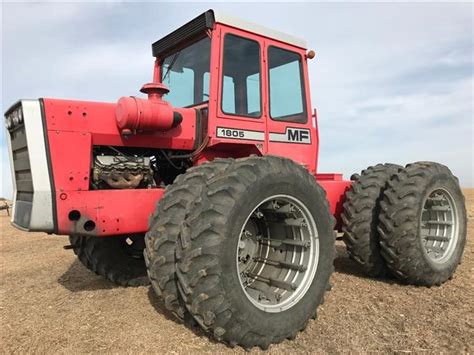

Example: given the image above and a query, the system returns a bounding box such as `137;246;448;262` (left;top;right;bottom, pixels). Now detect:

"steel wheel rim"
236;194;319;313
420;188;459;264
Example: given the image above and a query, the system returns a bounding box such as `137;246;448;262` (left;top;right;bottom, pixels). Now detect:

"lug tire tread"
144;158;234;320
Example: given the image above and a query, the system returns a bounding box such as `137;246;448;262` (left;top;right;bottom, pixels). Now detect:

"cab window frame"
267;45;308;124
220;33;263;119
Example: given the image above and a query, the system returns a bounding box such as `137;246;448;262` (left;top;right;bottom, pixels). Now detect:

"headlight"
5;107;23;130
5;115;13;130
11;110;20;126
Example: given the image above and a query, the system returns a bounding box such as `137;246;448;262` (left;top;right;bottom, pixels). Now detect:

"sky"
1;2;473;198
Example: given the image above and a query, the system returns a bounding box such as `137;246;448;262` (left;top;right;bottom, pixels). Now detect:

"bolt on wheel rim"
236;195;319;313
420;188;459;264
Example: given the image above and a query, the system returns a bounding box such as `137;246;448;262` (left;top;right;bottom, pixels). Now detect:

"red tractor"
5;10;467;350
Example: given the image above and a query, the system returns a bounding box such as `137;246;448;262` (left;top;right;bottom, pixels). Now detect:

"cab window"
268;46;307;123
221;34;261;118
161;36;211;108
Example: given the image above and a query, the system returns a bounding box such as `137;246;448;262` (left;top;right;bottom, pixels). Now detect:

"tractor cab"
150;10;318;171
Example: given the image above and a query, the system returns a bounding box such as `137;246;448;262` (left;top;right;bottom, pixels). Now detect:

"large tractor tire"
144;159;233;321
378;162;467;286
69;234;149;287
176;156;335;350
342;163;402;276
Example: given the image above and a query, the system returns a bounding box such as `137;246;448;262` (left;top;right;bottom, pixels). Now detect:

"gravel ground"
1;190;473;353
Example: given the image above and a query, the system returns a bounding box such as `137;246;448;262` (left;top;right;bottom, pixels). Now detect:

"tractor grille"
9;123;34;203
5;100;54;232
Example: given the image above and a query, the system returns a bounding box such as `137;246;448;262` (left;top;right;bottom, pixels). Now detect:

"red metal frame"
40;20;351;237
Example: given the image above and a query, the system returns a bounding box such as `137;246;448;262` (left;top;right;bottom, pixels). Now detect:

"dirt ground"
1;190;473;354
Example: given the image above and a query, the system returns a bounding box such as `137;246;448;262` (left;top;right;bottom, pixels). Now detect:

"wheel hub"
420;188;459;264
238;229;259;273
236;195;319;313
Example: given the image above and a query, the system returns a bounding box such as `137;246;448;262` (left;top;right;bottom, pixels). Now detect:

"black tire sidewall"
217;171;333;336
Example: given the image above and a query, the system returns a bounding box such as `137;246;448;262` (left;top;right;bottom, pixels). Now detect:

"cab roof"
152;9;307;58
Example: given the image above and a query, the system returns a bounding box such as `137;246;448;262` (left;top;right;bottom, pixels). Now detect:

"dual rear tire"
342;161;467;286
146;156;335;349
342;163;403;277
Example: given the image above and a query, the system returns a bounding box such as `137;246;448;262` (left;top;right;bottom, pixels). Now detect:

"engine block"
92;155;154;189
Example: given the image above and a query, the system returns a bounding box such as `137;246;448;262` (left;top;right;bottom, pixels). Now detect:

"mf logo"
270;128;311;144
288;128;310;142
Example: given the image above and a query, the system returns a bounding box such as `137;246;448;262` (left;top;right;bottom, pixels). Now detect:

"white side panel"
21;100;54;231
217;126;265;141
213;10;307;49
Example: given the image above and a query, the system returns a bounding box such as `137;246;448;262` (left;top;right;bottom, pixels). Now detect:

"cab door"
209;25;267;153
264;41;316;172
